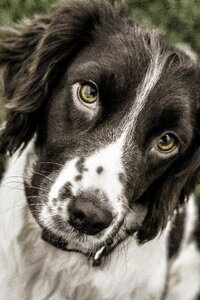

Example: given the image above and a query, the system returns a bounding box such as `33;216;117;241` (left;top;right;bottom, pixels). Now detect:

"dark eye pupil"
161;134;172;144
85;85;97;97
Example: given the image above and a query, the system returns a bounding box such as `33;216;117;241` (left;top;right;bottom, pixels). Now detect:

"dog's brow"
72;61;100;79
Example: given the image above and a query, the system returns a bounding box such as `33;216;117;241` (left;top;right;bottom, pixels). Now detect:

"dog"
0;0;200;299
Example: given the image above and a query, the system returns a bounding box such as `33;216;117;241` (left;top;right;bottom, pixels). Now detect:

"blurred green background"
0;0;199;247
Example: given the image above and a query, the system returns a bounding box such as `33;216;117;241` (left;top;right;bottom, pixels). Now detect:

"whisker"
3;175;30;182
2;182;49;193
4;173;53;184
29;171;54;183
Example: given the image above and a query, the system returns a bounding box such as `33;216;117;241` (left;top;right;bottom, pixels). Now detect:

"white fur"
0;143;199;300
123;33;169;133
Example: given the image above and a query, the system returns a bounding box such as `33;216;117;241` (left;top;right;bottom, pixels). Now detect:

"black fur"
168;209;185;259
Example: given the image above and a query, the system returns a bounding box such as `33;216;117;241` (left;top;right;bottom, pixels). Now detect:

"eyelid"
156;131;181;146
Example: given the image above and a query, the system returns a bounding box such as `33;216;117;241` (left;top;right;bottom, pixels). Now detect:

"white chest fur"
0;149;169;300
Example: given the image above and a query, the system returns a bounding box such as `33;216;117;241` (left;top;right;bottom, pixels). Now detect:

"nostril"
69;197;113;235
70;209;87;229
73;210;85;221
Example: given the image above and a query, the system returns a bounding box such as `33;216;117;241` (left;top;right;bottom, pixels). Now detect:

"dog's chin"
40;224;134;266
41;228;107;266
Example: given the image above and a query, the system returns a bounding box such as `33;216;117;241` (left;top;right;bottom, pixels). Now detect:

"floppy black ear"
0;17;51;100
0;16;50;154
0;0;119;155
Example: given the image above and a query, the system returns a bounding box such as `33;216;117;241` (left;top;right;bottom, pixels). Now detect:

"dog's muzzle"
41;190;117;266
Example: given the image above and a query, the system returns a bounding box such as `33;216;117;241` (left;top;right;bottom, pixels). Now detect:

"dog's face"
0;0;200;259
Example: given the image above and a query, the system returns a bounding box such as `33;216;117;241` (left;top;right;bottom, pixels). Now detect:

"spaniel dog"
0;0;200;299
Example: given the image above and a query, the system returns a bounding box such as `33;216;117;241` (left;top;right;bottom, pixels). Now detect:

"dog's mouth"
41;221;140;266
41;227;125;266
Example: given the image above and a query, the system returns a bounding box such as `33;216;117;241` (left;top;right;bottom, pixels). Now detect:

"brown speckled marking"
53;198;57;206
75;175;82;181
96;166;103;174
52;215;66;231
58;206;63;212
43;197;48;204
59;182;72;200
119;172;126;184
48;207;53;213
76;157;87;173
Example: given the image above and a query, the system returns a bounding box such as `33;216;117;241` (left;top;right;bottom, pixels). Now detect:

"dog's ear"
0;17;51;100
0;16;51;154
0;0;119;155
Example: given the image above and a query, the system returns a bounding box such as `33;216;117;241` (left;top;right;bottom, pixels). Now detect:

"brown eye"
78;82;98;105
157;133;177;152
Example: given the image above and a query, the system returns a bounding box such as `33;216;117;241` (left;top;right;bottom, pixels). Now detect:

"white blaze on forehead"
123;34;169;133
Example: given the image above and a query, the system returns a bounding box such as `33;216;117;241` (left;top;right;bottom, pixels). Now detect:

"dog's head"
0;0;200;260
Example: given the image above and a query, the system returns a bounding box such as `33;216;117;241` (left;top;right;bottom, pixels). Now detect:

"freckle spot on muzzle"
76;157;88;173
75;175;82;181
48;207;53;213
53;198;57;206
58;206;63;212
119;172;126;184
58;182;73;200
96;166;103;174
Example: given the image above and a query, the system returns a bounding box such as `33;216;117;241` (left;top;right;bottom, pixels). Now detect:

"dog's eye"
78;82;98;106
157;133;177;152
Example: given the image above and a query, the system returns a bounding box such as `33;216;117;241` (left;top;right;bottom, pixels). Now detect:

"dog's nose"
69;198;113;235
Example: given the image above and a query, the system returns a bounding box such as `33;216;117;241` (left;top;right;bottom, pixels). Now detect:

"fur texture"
0;0;200;299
